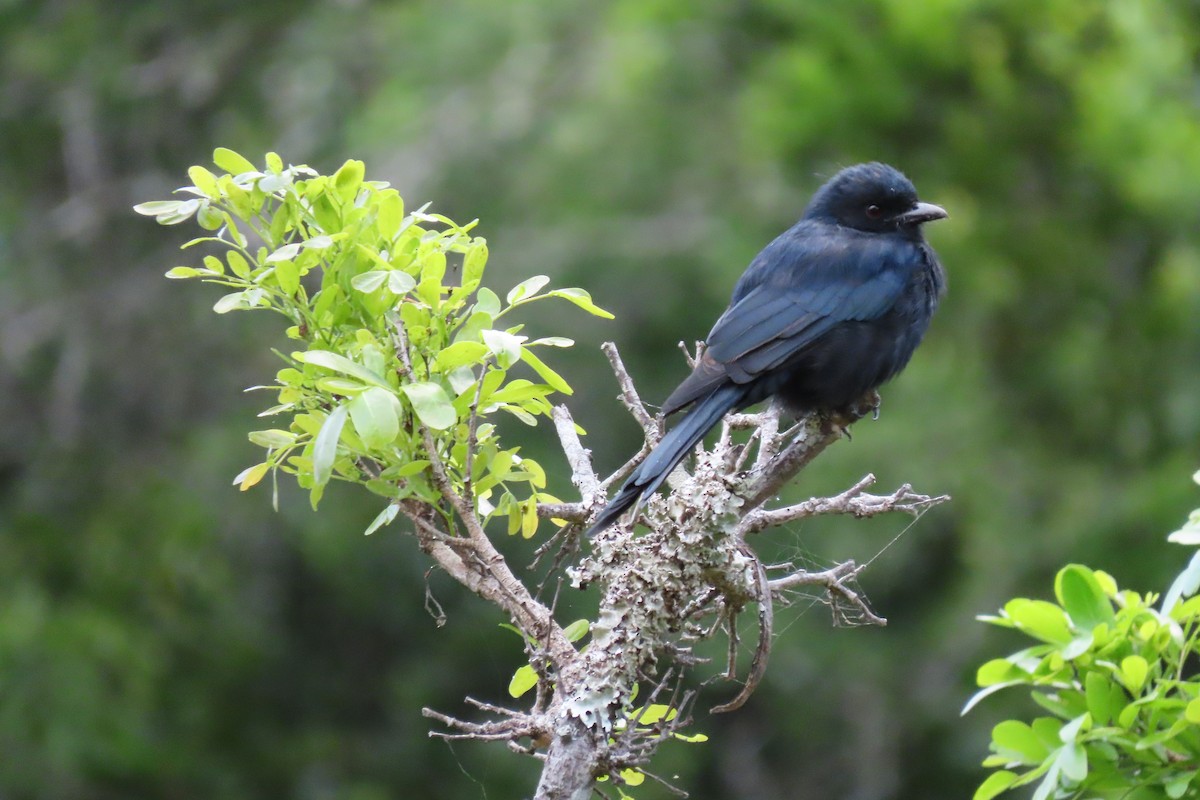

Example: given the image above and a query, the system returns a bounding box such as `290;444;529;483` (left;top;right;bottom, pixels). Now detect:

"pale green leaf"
351;270;389;293
347;386;402;449
266;243;302;263
507;274;550;305
248;429;297;449
563;619;590;643
294;350;391;389
227;250;251;278
312;404;349;492
973;771;1019;800
401;382;457;430
388;270;416;294
434;341;489;372
548;287;615;318
188;165;220;198
233;462;270;492
508;665;538;698
213;147;258;175
364;503;400;536
519;347;573;394
1055;565;1115;632
482;329;525;368
165;266;204;279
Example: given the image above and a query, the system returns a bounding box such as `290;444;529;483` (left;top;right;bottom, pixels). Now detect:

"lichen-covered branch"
422;342;949;800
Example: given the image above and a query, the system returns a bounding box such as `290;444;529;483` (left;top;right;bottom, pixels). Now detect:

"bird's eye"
865;204;882;219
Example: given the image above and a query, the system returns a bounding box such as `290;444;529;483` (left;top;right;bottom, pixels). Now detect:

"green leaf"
377;192;403;240
1004;599;1073;644
275;258;300;295
1056;742;1087;783
977;659;1027;687
1167;771;1197;799
1120;655;1149;693
267;243;302;263
333;159;365;201
213;291;252;314
1162;550;1200;613
188;165;220;198
508;665;538;698
636;705;676;725
547;287;615;318
213;147;258;175
315;377;369;395
973;771;1020;800
434;341;489;372
620;769;645;786
507;274;550;305
474;287;501;316
673;732;709;743
482;329;525;368
563;619;590;643
464;240;488;284
347;387;402;449
227;250;251;278
1056;565;1115;632
132;200;185;217
233;462;270;492
1085;672;1115;725
312;404;349;494
294;350;392;389
351;270;389;293
364;503;399;536
992;720;1051;764
248;429;298;449
1186;698;1200;724
519;347;573;394
401;382;456;430
265;151;284;172
389;271;416;294
165;266;204;279
521;497;538;538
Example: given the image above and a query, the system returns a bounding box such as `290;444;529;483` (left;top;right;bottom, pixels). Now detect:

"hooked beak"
897;201;948;227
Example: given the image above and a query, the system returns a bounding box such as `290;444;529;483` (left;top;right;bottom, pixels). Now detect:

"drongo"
585;162;947;537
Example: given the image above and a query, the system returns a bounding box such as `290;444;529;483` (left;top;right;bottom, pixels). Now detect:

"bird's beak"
897;201;948;226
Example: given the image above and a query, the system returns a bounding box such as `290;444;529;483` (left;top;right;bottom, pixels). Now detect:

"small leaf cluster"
969;473;1200;800
136;149;612;536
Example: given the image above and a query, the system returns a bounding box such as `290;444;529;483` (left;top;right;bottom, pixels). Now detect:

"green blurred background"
2;1;1199;797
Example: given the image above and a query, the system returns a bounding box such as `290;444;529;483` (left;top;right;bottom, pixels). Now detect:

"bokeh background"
2;1;1199;797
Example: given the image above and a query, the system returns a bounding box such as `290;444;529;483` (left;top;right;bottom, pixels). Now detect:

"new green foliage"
969;472;1200;800
136;149;611;537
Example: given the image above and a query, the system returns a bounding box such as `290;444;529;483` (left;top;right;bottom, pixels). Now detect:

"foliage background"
2;1;1198;797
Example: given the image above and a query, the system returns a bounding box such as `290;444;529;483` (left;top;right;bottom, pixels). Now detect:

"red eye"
865;204;882;219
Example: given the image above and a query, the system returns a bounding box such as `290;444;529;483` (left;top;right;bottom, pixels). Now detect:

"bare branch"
552;404;601;504
711;554;773;714
739;475;950;536
602;341;658;439
769;561;887;627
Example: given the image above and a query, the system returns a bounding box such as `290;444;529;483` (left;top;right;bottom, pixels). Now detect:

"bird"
584;162;947;537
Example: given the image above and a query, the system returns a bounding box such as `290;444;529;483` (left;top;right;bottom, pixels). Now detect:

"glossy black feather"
585;163;946;537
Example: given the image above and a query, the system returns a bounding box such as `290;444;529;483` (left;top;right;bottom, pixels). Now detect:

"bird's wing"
661;235;909;413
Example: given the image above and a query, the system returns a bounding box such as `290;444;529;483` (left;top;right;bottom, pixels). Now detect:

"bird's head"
805;162;947;235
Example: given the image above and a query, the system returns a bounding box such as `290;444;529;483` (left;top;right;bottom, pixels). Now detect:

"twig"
602;341;658;439
738;475;950;536
711;553;773;713
768;561;887;627
552;405;601;504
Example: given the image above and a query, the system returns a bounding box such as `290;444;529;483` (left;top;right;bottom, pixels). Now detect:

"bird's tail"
584;384;746;537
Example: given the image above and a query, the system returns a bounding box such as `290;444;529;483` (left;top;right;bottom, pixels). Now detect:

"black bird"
585;162;947;536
